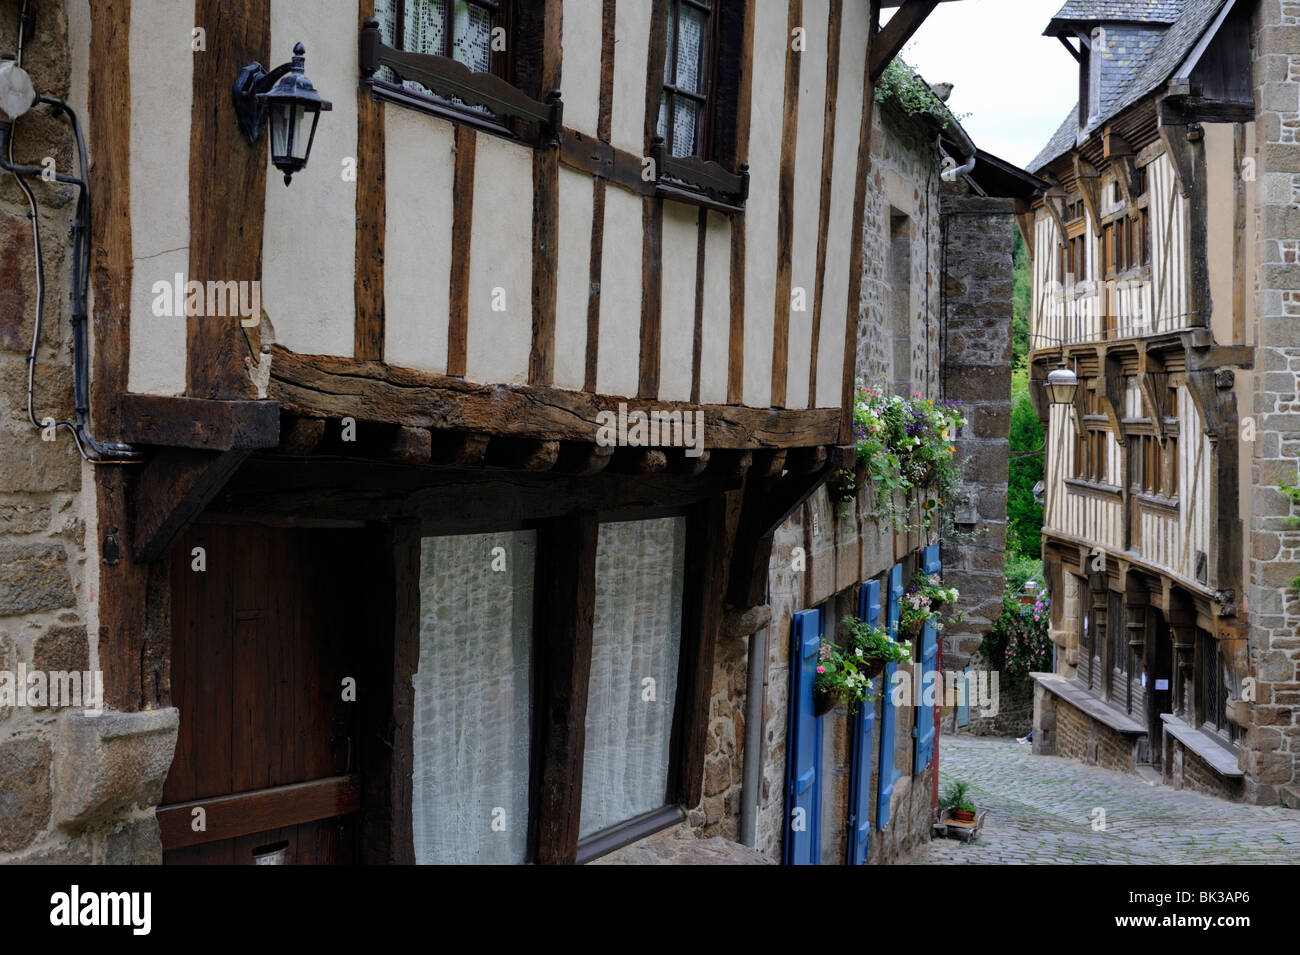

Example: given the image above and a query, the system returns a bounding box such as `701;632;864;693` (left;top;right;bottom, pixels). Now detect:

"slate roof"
1028;0;1231;173
1046;0;1186;28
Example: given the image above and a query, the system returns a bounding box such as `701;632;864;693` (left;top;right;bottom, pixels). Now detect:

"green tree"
1011;229;1031;367
1007;359;1044;559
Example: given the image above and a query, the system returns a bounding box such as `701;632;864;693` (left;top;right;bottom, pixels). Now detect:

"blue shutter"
877;564;904;830
913;545;941;772
785;608;823;865
956;665;970;728
847;580;880;864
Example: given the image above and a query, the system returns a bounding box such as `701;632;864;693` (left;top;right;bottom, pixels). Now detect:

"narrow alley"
909;738;1300;865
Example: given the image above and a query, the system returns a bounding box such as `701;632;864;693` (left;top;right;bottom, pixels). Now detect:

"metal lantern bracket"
232;59;294;145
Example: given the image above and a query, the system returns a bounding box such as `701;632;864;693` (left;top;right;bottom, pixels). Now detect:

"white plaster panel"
554;166;594;390
261;0;359;358
561;0;603;138
699;211;731;405
785;0;828;409
611;0;651;155
127;2;193;394
816;0;868;408
658;201;698;402
465;136;534;385
741;6;786;409
383;108;454;374
596;187;643;398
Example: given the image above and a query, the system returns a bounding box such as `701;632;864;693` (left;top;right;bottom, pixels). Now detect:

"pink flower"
816;666;825;674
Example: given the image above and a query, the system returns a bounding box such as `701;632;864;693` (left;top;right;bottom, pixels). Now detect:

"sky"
885;0;1080;169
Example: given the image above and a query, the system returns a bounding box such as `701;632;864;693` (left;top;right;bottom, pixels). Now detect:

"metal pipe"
739;624;768;848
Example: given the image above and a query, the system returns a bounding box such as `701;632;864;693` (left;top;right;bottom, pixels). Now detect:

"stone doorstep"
1160;713;1244;779
1030;673;1146;735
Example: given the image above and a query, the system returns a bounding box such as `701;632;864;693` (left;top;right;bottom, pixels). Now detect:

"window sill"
575;804;686;864
651;143;749;215
1160;713;1242;776
366;78;527;145
1134;491;1179;515
1065;477;1123;501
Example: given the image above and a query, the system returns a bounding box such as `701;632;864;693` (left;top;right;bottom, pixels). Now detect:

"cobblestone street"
905;737;1300;864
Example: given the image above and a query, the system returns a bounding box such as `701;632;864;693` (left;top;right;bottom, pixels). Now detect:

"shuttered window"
579;517;687;839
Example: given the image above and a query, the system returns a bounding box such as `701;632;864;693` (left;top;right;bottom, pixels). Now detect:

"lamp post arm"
232;60;294;144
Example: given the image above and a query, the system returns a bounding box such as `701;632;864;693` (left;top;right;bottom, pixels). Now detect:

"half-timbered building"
1027;0;1300;806
0;0;1015;864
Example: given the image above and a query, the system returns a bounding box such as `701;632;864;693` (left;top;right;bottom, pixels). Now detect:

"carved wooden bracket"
1073;155;1103;237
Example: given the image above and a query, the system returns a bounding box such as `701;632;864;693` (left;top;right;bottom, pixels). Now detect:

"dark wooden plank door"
162;523;370;864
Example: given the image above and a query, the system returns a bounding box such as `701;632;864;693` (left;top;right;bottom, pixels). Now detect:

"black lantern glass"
258;43;332;185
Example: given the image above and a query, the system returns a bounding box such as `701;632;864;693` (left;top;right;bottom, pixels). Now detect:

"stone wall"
0;0;176;865
1245;0;1300;807
1050;695;1139;774
1163;736;1245;803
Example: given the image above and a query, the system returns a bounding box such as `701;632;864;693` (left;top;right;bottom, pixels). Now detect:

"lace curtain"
374;0;493;93
411;530;535;864
658;4;707;157
579;517;687;839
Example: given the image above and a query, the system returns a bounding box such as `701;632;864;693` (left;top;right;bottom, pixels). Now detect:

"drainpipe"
739;623;767;848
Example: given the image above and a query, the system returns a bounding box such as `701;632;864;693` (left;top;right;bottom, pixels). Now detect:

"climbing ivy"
875;56;970;129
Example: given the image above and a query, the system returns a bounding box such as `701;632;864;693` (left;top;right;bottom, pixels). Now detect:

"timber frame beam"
870;1;941;82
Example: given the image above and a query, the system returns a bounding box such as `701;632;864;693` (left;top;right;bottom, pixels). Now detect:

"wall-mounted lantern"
1044;365;1080;406
233;42;332;186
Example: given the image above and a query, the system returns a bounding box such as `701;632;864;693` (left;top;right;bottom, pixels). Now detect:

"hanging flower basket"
813;688;838;717
905;617;926;638
861;655;887;681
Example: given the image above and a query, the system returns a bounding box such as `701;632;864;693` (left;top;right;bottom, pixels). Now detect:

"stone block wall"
1245;0;1300;805
1051;696;1139;774
939;192;1015;672
1163;736;1245;803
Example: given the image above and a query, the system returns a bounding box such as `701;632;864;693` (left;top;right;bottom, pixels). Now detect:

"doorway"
160;522;385;864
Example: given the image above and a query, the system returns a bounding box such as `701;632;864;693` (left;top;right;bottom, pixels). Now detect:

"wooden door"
161;523;374;864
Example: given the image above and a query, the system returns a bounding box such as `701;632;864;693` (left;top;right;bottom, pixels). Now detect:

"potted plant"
900;586;936;638
812;618;912;716
940;780;977;823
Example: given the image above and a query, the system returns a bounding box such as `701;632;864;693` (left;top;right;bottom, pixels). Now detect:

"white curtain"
412;530;534;864
580;517;687;838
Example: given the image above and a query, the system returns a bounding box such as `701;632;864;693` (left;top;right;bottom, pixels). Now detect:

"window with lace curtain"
374;0;513;95
658;0;718;159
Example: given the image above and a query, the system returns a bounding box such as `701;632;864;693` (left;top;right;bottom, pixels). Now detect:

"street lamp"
233;42;332;186
1031;332;1080;406
1044;364;1079;405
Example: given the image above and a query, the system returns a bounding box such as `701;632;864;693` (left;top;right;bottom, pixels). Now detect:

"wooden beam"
485;437;560;471
1073;155;1103;237
840;0;879;443
670;495;727;808
770;0;804;408
355;0;386;360
387;426;432;465
808;0;844;409
388;524;419;864
448;124;476;377
610;448;668;474
553;442;615;475
132;449;251;562
269;347;842;449
529;0;562;384
727;0;757;405
639;195;664;398
187;0;268;399
157;775;361;851
534;513;598;864
120;394;279;450
870;1;940;82
429;431;490;467
275;415;326;455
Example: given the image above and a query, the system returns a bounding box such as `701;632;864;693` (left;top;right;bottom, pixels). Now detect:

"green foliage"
1004;554;1044;598
1007;359;1044;559
1012;229;1031;368
814;617;912;712
940;780;975;813
875;55;970;128
980;593;1053;688
1281;476;1300;590
851;386;968;536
